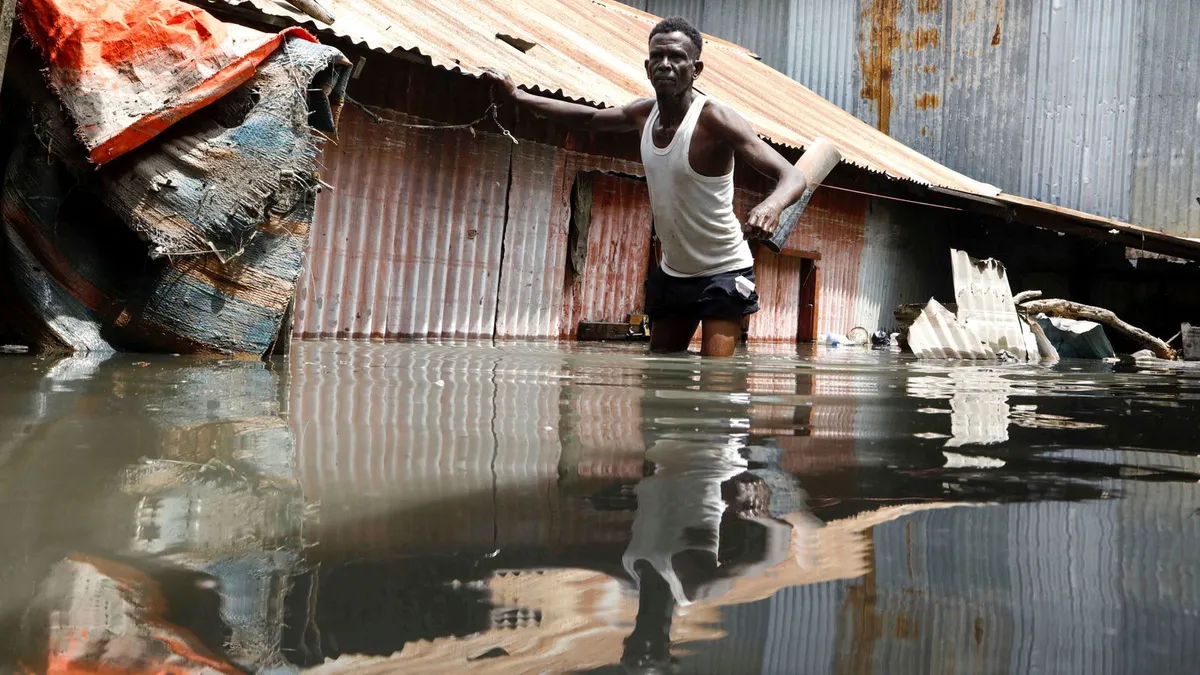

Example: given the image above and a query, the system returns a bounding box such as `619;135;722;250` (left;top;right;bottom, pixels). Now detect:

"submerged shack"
199;0;1200;350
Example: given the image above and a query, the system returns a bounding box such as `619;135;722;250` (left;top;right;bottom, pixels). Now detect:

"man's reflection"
619;438;794;671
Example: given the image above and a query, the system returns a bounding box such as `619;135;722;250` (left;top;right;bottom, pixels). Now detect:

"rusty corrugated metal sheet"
212;0;1000;197
561;172;653;337
295;106;511;339
749;252;802;342
771;0;1198;241
775;189;868;337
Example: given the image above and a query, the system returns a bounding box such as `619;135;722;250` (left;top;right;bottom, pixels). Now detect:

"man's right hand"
479;67;518;101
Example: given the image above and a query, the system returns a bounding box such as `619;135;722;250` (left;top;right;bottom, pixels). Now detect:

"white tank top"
621;440;748;606
640;94;755;278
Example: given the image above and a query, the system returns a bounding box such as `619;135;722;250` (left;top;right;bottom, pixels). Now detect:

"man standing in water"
481;16;808;357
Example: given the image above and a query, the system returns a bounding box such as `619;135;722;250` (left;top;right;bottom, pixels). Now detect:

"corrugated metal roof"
210;0;999;197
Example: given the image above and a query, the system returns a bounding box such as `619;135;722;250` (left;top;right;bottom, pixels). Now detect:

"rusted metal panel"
777;189;868;337
778;0;1200;239
495;141;567;339
561;172;653;338
749;252;802;342
295;106;512;339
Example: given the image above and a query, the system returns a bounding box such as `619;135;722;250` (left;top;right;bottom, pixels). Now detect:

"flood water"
1;341;1199;674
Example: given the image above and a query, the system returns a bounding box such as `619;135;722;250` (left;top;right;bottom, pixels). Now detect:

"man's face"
645;31;702;96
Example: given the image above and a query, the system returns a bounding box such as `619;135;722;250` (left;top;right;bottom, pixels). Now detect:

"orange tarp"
21;0;316;164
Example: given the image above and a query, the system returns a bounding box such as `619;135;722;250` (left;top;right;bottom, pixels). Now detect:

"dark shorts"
644;265;760;322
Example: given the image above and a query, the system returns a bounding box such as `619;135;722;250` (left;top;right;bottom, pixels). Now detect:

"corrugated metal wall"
296;107;511;339
299;65;951;343
631;0;1199;236
854;197;950;331
778;189;869;336
749;252;803;341
495;141;565;339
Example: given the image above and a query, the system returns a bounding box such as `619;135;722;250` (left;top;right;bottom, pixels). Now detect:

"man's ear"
694;58;705;79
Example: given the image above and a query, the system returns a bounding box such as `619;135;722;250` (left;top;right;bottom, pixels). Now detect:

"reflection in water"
0;344;1199;673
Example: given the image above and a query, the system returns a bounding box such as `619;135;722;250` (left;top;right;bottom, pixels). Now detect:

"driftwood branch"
1012;290;1042;305
1019;299;1176;359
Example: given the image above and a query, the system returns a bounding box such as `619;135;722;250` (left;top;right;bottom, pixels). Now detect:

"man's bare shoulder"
697;98;753;136
623;97;656;119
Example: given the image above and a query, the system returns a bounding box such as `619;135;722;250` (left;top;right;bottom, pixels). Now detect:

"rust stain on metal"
914;93;940;110
991;0;1006;46
911;27;940;51
858;0;902;134
916;0;941;14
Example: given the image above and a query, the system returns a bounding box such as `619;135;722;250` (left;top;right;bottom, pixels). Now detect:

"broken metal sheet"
1037;316;1116;359
907;299;995;360
951;249;1030;361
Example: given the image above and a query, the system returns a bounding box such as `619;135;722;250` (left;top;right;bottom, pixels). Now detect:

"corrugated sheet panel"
853;198;949;332
907;299;996;359
561;172;654;337
214;0;1002;197
1018;0;1142;221
296;107;511;339
495;141;567;339
772;0;1199;239
1130;1;1200;238
697;0;792;71
778;189;868;337
749;251;802;342
785;0;858;112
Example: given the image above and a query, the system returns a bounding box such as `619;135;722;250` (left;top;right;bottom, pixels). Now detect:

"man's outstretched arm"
708;103;808;239
480;68;651;133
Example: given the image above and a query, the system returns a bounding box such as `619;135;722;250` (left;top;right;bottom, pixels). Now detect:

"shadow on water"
1;342;1199;673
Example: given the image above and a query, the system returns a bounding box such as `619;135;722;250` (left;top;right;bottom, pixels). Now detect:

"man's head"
645;16;704;96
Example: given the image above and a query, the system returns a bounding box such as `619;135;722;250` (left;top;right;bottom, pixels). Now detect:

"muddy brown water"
1;341;1198;674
